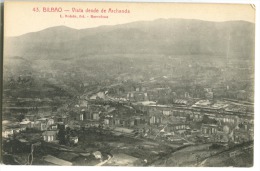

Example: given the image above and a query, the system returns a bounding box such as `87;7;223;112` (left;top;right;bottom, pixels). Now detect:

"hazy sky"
5;1;255;37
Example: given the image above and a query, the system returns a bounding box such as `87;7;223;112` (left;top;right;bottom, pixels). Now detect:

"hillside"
4;18;255;60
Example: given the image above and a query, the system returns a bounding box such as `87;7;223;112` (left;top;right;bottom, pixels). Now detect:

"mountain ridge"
7;18;255;38
5;18;255;60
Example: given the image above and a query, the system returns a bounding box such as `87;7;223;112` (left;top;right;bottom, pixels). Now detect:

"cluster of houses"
3;116;54;138
109;75;254;105
2;113;79;145
66;95;253;144
2;90;254;146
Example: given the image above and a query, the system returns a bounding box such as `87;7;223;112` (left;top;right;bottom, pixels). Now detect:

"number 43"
33;7;40;12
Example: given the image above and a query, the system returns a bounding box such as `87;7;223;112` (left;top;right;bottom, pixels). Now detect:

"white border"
1;1;259;171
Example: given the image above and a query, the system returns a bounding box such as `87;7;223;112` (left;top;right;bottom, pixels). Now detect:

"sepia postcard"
1;0;256;167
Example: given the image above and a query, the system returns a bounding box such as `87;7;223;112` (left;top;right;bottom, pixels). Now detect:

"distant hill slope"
202;142;253;167
4;19;255;60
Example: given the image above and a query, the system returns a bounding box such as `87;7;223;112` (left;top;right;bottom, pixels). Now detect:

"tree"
98;112;105;131
65;127;72;146
17;113;25;122
202;115;217;125
57;127;66;145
